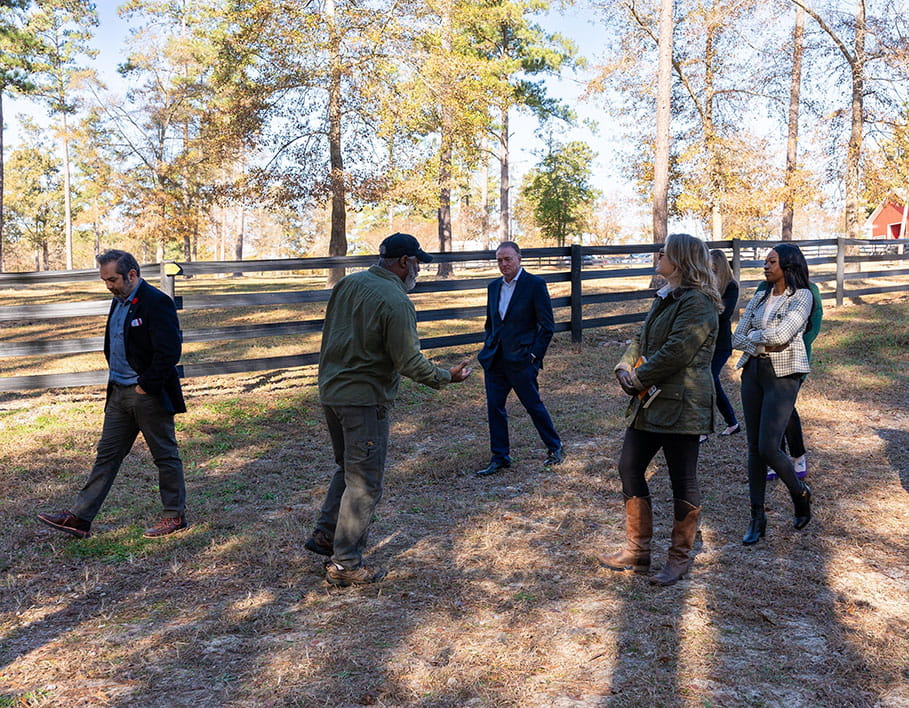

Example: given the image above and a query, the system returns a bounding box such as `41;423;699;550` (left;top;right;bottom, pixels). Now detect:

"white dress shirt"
498;267;523;320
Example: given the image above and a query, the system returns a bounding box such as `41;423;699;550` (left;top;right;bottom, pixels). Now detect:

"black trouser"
740;357;804;506
617;427;701;511
783;388;806;458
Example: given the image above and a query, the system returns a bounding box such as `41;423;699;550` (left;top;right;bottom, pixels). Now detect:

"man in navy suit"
38;250;188;539
476;241;563;476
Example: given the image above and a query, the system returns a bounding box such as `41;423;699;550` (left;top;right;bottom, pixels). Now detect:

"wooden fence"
1;237;906;392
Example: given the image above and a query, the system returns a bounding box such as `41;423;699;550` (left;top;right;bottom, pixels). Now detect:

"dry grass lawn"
0;283;907;707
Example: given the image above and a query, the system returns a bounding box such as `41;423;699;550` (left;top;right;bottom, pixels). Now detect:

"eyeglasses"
658;250;665;258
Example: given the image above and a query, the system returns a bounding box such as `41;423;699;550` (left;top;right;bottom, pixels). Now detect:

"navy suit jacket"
478;270;555;370
103;279;186;414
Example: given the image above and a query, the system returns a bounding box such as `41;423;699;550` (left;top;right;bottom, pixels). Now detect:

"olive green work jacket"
617;287;719;435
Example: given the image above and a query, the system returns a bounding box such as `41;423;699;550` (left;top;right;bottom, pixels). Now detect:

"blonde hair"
709;248;734;294
664;233;723;310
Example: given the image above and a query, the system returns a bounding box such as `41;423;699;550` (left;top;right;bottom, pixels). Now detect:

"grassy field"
0;281;907;707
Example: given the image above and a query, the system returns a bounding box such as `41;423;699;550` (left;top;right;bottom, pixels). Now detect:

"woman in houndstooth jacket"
733;243;814;545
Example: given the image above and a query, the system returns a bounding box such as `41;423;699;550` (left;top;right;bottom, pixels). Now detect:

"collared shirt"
498;267;523;319
318;265;451;406
108;279;142;385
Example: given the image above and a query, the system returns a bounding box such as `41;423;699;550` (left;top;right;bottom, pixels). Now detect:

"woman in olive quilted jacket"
598;233;721;586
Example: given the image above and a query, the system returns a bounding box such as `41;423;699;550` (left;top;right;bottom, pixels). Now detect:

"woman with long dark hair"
598;233;721;585
703;249;741;442
732;243;813;545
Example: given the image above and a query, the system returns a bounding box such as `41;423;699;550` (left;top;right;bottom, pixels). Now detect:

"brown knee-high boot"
651;499;700;586
597;495;652;572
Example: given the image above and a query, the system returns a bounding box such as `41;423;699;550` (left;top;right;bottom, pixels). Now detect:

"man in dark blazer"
38;250;188;539
476;241;563;476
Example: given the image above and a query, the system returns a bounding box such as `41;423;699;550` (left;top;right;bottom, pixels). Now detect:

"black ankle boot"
792;483;812;529
742;504;766;545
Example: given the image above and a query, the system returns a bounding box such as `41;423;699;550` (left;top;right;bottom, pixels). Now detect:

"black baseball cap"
379;232;433;263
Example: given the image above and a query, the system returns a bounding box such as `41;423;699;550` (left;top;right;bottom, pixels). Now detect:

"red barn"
867;199;908;238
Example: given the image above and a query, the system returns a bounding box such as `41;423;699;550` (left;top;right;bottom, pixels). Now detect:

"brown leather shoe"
37;511;92;539
304;528;333;556
325;563;387;587
143;514;188;538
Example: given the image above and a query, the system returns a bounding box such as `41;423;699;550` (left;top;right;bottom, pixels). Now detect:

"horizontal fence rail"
2;238;906;392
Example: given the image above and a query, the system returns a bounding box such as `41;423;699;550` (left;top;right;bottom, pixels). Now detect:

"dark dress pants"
710;348;738;428
72;384;185;522
484;356;561;463
740;357;804;505
317;404;390;570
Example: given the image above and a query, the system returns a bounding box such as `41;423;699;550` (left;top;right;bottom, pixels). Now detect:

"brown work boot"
37;510;92;539
597;495;652;572
651;500;701;586
325;563;387;587
303;528;334;556
143;514;188;538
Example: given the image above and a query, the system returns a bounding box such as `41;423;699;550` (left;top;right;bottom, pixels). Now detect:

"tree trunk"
437;111;454;277
652;0;672;247
0;92;4;273
499;106;510;242
844;0;865;241
481;157;490;250
782;6;805;241
704;28;723;242
326;0;347;287
233;207;244;277
62;112;74;270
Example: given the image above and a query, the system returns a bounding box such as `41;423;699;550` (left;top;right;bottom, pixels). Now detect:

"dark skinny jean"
618;427;701;512
740;357;804;506
710;348;738;428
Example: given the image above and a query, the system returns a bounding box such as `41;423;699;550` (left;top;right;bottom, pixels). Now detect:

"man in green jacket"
305;233;472;587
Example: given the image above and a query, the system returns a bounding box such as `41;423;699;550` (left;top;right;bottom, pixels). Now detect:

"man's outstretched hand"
449;359;473;383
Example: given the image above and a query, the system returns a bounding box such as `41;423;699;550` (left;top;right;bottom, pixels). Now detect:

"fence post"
836;237;845;307
160;261;181;300
570;244;582;343
731;238;741;282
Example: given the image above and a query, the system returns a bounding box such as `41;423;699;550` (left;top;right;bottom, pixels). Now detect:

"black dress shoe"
543;447;564;467
475;460;511;477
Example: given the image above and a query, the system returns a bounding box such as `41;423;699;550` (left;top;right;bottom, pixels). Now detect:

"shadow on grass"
1;327;906;706
876;428;909;494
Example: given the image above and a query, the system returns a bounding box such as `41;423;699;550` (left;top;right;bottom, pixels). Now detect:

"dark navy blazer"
477;270;555;370
103;279;186;414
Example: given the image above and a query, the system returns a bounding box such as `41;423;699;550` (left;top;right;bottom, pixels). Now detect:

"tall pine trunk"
0;93;4;272
844;0;865;241
326;0;347;287
782;6;805;241
704;28;723;242
62;111;73;270
499;106;509;242
652;0;672;246
437;116;454;277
